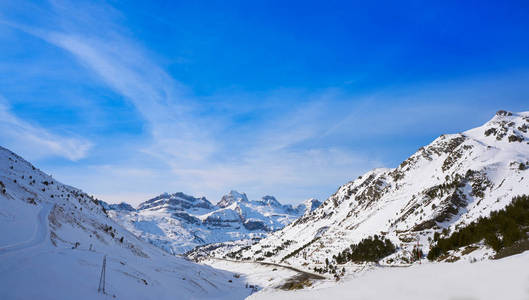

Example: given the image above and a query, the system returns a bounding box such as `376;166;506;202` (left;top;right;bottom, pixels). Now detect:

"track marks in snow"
0;203;52;255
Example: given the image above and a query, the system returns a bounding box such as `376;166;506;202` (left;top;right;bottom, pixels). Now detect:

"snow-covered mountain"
104;190;321;254
0;146;252;299
220;110;529;269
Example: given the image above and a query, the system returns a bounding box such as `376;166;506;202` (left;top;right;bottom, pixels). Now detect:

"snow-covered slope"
249;251;529;300
226;110;529;270
105;190;321;254
0;146;252;300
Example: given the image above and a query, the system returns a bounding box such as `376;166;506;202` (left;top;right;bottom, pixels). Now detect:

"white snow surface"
204;259;299;292
0;146;252;300
249;251;529;300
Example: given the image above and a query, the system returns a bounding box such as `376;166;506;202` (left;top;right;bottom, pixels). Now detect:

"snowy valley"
1;110;529;300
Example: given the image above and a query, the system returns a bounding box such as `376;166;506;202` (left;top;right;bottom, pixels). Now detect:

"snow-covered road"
0;203;51;255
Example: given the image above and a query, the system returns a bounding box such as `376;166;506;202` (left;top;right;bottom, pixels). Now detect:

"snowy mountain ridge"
103;190;321;254
214;110;529;270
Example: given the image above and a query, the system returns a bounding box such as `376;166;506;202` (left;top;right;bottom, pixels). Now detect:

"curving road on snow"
0;203;52;256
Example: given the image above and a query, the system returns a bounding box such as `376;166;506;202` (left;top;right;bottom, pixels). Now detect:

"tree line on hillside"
313;235;396;278
428;195;529;260
334;235;396;264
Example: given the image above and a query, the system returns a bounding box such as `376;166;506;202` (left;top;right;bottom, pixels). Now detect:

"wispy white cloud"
44;32;218;162
40;36;371;202
11;2;374;202
0;98;92;161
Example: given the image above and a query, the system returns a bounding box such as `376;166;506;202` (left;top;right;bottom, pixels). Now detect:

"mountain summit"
217;190;249;208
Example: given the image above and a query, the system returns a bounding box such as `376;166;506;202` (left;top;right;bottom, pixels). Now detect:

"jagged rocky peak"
217;190;248;208
101;201;136;211
467;110;529;143
496;109;513;116
137;192;213;211
299;198;322;214
257;195;281;207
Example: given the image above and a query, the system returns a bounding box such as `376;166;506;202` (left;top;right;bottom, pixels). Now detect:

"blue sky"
1;1;528;206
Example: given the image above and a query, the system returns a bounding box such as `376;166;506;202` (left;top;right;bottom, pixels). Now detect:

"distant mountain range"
101;190;321;254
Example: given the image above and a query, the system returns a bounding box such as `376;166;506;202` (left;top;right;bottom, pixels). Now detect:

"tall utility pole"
98;255;107;294
417;238;422;264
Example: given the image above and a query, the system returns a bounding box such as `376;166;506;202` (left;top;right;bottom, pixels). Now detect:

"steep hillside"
222;110;529;271
0;146;252;299
105;190;321;254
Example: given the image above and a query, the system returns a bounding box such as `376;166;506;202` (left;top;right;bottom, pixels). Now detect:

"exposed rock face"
216;190;249;208
138;192;214;211
298;198;322;214
257;195;281;207
482;110;528;143
99;201;136;211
